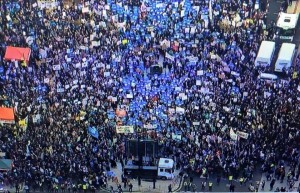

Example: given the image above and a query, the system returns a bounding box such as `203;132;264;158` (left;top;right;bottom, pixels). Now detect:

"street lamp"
137;127;142;186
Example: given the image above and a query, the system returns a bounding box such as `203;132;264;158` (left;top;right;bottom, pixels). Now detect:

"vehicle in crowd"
255;41;276;67
258;72;278;80
124;158;175;180
276;12;299;41
275;43;296;72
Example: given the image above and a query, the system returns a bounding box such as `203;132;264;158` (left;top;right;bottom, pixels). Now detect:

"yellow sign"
122;39;128;45
21;60;27;67
19;119;26;126
292;71;298;79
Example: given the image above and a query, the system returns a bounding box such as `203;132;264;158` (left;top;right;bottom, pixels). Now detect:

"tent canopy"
0;107;15;124
0;159;12;171
4;46;31;62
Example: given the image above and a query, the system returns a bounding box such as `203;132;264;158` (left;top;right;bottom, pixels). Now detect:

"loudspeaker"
126;139;158;158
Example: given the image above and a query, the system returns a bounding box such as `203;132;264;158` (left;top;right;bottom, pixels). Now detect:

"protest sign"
197;70;204;76
82;7;89;13
116;126;134;134
57;88;65;93
172;134;182;140
230;128;238;141
237;131;249;139
176;107;185;114
88;126;99;139
53;65;61;71
37;0;58;9
165;52;175;61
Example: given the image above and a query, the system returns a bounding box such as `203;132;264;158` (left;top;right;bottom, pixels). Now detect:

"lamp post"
137;126;142;186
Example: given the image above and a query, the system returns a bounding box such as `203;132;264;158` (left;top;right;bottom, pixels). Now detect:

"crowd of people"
0;0;300;192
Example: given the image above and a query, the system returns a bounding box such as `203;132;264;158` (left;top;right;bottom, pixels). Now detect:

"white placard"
53;65;61;71
71;85;79;90
196;80;201;85
104;72;110;77
231;71;240;77
73;80;78;85
175;87;181;91
187;56;198;63
116;126;134;134
193;122;200;126
156;3;164;8
82;7;89;13
172;134;182;140
75;63;81;68
92;41;100;47
96;63;102;68
176;107;185;114
144;124;157;129
165;52;175;61
80;71;85;77
6;15;11;21
44;78;50;83
160;39;171;48
230;128;238;141
168;108;175;114
126;94;133;99
57;88;65;93
80;46;87;50
264;91;271;98
191;26;196;34
179;93;185;97
185;28;189;34
237;131;249;139
180;10;185;17
197;70;204;76
82;62;88;68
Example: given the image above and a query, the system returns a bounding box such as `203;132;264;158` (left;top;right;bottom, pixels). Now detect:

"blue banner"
88;126;99;139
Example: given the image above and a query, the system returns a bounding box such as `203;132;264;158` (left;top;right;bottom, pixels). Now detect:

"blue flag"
88;126;99;139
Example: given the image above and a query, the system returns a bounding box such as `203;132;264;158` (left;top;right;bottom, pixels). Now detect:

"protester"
0;0;299;192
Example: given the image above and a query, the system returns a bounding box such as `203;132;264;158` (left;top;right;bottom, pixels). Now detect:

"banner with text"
116;126;134;134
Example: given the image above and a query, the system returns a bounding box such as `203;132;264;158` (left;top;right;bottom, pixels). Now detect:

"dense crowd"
0;0;300;192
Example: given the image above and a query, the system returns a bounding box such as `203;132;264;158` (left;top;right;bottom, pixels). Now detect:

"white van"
276;12;299;41
275;43;296;72
157;158;175;180
255;41;276;67
258;73;278;80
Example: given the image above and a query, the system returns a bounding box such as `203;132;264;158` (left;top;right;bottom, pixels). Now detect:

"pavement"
104;162;182;193
179;166;263;192
257;165;300;193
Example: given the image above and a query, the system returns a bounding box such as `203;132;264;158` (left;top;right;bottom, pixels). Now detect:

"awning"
0;107;15;124
4;46;31;63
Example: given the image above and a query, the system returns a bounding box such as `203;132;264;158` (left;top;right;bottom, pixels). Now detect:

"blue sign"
88;126;99;139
